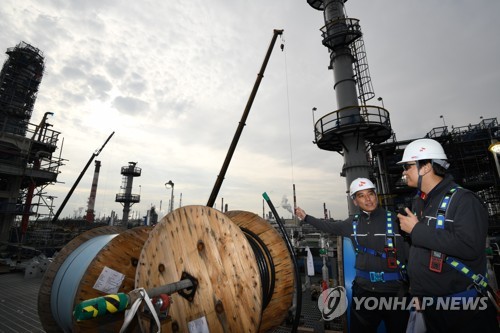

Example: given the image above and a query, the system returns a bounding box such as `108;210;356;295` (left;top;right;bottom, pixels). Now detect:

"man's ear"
418;162;431;176
352;198;359;207
423;162;433;174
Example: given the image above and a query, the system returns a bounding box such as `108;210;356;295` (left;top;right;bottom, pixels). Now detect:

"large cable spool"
38;225;152;333
136;206;293;333
224;210;294;333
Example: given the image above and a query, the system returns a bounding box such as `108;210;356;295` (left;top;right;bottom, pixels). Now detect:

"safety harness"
430;186;489;293
352;211;407;283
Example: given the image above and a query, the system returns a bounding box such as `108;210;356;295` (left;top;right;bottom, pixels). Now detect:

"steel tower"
307;0;392;214
115;162;141;225
0;42;62;242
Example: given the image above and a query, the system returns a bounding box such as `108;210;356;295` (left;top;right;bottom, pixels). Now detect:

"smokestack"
85;160;101;223
293;184;297;214
307;0;392;215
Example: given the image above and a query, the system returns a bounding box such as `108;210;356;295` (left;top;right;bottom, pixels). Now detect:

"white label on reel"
93;266;125;294
188;316;210;333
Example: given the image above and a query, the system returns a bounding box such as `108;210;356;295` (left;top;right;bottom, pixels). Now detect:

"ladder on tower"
351;36;375;106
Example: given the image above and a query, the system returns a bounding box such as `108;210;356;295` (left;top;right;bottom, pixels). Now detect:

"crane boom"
207;29;283;207
52;131;115;223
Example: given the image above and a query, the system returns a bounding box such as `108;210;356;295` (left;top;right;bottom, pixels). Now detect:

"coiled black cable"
241;227;276;310
262;192;301;333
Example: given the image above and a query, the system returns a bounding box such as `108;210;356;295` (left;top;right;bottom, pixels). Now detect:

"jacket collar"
359;206;384;219
424;174;454;202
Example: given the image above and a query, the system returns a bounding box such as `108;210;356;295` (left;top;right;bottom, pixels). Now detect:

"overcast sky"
1;1;499;222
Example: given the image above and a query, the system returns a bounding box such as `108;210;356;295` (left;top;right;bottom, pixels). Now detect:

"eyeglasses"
402;163;416;171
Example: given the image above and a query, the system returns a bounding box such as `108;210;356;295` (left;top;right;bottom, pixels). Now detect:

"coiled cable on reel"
240;227;276;310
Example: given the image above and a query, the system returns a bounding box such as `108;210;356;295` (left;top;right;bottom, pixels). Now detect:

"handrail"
315;105;390;140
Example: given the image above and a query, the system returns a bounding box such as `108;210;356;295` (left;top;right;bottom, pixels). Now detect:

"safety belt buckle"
474;274;487;289
384;247;398;269
399;269;409;281
369;271;385;283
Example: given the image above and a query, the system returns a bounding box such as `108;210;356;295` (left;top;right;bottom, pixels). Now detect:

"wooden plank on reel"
135;205;262;333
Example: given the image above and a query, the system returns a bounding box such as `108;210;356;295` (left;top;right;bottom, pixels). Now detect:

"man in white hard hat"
296;178;409;333
397;138;499;333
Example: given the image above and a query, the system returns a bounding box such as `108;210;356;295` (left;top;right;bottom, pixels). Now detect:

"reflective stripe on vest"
434;186;489;291
352;211;405;269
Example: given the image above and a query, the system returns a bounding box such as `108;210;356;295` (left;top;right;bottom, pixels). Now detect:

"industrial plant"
0;42;64;253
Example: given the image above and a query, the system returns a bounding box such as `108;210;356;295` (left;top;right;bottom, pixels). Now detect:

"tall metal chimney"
85;160;101;223
307;0;392;215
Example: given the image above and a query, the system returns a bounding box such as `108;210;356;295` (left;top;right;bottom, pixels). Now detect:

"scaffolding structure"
0;42;44;136
372;117;500;231
0;41;64;245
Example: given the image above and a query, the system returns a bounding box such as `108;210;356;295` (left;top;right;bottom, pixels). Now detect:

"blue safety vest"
352;211;407;282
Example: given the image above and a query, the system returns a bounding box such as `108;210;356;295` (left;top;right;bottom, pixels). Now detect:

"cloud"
112;96;149;116
87;74;113;99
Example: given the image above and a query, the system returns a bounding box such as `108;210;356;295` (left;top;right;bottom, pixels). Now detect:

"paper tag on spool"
306;246;315;276
93;266;125;294
188;316;209;333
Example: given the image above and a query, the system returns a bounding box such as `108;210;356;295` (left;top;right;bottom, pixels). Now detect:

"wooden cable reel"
38;225;153;333
135;206;294;333
225;210;294;333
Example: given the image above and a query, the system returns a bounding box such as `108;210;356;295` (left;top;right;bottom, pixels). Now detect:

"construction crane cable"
280;33;300;217
281;33;295;186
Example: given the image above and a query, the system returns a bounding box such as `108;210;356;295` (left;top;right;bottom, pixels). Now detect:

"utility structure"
0;41;63;242
115;162;141;226
85;160;101;223
307;0;392;215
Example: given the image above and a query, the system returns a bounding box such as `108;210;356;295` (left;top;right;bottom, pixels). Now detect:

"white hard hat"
397;138;449;168
349;178;376;197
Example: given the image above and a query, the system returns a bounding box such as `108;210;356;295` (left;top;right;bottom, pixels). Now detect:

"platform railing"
314;105;391;142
